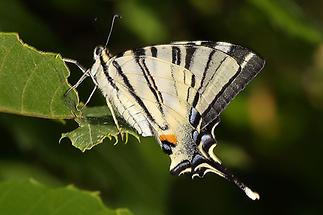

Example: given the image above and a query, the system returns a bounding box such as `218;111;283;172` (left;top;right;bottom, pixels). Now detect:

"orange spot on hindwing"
159;134;177;146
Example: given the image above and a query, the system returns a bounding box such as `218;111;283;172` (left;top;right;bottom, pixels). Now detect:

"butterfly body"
84;41;264;200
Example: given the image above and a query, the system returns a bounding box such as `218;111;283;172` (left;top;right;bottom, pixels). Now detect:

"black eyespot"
161;141;173;155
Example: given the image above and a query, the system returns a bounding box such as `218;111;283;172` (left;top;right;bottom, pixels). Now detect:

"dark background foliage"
1;0;323;214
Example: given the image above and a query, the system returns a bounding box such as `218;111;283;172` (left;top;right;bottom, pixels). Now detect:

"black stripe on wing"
100;56;119;91
198;41;265;69
132;48;165;115
112;60;168;130
184;46;196;70
173;41;265;131
191;49;216;108
201;44;265;130
151;46;157;57
172;46;181;65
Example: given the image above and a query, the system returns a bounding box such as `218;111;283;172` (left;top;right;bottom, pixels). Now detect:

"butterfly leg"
64;58;99;108
64;70;90;97
83;85;97;107
105;98;124;140
63;58;90;97
63;58;88;74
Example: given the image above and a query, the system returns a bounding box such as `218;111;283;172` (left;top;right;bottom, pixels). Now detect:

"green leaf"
60;106;140;152
0;33;139;152
0;32;78;119
0;179;133;215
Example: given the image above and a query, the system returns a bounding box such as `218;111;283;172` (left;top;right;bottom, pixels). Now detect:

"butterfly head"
88;46;112;80
93;46;104;60
93;46;113;60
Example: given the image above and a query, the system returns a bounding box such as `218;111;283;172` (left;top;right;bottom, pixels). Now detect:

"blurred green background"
1;0;323;214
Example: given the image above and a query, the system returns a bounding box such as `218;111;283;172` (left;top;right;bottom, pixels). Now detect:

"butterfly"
65;16;265;200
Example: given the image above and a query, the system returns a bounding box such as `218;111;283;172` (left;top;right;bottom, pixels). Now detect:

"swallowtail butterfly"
65;17;265;200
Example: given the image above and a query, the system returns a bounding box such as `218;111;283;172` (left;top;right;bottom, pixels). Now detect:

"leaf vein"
0;42;16;76
21;54;45;113
87;124;94;150
50;192;81;215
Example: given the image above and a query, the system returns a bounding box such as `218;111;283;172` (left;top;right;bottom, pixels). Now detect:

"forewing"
108;54;197;132
172;41;265;131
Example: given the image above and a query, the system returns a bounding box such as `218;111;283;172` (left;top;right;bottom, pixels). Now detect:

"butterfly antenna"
105;14;121;48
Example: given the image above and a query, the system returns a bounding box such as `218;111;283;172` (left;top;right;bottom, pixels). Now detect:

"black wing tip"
170;41;266;72
256;54;266;71
247;52;266;74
